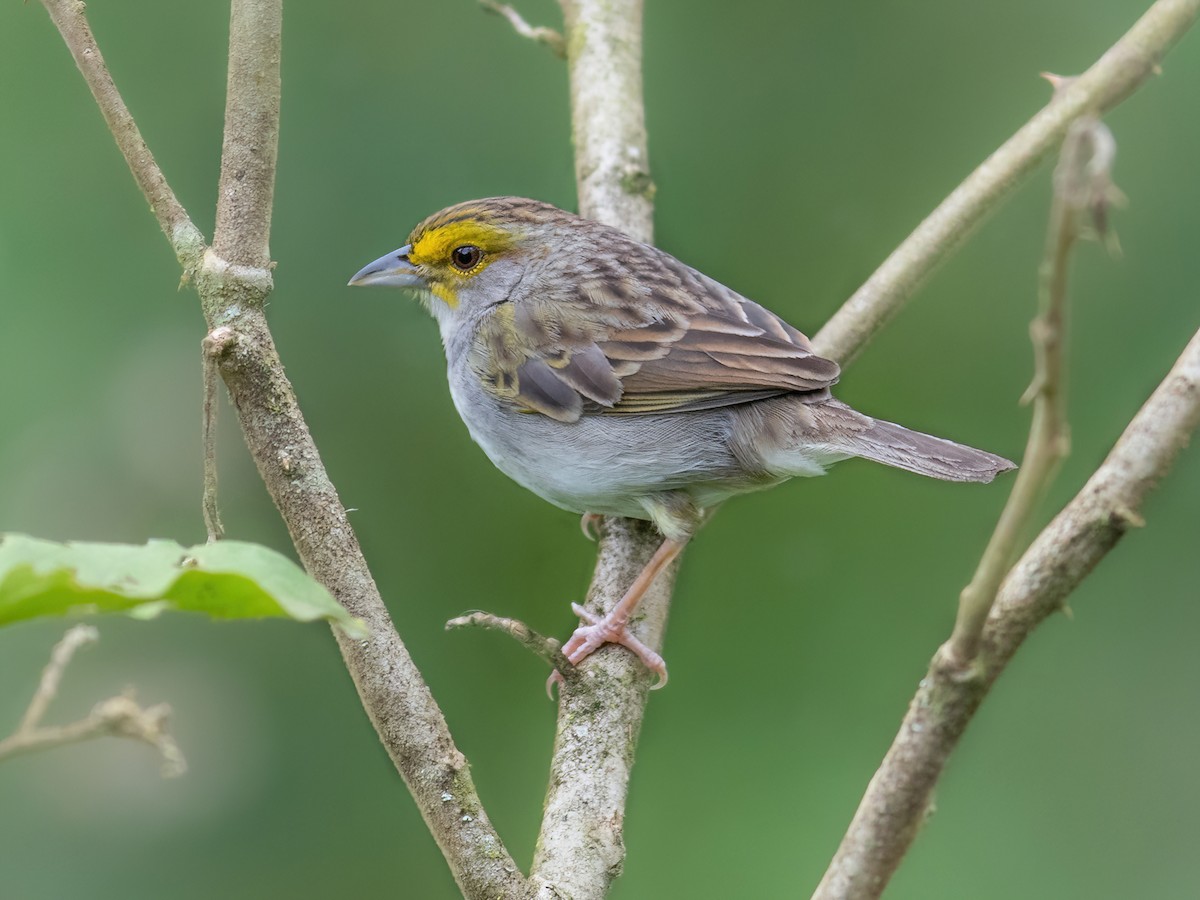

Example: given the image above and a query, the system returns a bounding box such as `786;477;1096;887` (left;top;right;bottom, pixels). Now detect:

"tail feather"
818;401;1015;484
846;418;1015;483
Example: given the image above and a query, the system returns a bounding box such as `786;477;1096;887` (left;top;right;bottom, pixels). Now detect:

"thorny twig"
944;109;1121;671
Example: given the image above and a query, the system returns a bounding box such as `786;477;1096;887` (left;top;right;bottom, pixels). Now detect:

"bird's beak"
347;244;425;288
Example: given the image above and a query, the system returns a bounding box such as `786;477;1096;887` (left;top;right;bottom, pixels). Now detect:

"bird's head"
349;197;571;329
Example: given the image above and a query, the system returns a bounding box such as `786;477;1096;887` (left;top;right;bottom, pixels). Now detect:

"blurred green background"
3;1;1199;897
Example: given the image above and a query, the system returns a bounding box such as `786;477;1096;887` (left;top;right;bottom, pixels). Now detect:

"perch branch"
0;626;186;777
812;0;1200;366
560;0;655;240
525;3;662;898
480;1;566;58
38;2;526;897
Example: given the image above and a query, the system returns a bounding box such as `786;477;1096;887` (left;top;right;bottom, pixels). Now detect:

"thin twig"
811;0;1200;366
944;113;1117;670
37;2;527;897
480;1;566;58
201;329;229;542
447;611;569;671
18;624;97;733
0;626;187;778
38;0;206;274
814;323;1200;900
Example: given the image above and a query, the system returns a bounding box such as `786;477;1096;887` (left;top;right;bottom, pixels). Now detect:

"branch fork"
0;626;187;778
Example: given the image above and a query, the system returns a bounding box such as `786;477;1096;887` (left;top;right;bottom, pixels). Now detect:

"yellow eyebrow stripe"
408;221;516;267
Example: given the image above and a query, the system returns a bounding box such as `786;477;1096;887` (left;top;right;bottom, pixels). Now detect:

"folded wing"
469;244;840;423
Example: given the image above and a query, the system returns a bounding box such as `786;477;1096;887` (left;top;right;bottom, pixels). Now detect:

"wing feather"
468;233;839;420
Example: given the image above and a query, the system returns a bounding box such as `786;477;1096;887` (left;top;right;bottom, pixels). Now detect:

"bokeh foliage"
1;1;1198;898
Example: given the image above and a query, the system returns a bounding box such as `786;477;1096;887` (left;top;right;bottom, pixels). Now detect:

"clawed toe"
545;668;566;700
552;536;682;691
579;513;603;541
561;603;669;688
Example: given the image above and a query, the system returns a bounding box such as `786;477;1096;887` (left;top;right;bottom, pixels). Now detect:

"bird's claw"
579;512;603;541
545;668;566;700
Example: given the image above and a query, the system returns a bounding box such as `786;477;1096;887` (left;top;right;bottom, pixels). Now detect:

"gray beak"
347;244;424;288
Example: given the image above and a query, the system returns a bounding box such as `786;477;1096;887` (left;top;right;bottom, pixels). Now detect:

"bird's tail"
819;401;1015;484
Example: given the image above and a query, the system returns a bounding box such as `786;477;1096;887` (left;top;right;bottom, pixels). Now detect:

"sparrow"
350;197;1014;685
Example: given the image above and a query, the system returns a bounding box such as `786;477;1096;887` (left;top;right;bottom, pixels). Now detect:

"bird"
349;197;1014;686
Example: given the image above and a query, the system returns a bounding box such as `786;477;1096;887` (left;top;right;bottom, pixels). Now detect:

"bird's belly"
448;371;746;517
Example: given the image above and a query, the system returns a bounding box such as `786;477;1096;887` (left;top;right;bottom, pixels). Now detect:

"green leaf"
0;535;366;638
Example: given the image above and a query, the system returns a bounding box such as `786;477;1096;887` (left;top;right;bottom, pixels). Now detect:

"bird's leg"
560;536;686;687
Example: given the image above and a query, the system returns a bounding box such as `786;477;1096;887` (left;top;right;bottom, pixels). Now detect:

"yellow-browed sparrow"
350;197;1013;686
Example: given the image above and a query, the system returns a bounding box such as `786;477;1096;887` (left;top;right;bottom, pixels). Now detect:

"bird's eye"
450;245;483;271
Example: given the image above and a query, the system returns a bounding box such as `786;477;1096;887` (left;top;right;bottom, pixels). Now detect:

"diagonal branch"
446;611;571;673
812;0;1200;366
38;2;526;897
527;3;659;898
203;4;526;896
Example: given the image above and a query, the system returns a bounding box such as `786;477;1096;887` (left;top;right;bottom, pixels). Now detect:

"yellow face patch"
431;282;459;308
407;220;517;272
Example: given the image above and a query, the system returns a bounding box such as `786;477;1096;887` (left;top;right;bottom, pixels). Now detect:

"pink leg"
560;537;686;688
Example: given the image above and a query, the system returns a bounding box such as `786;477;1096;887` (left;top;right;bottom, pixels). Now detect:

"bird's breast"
445;362;750;517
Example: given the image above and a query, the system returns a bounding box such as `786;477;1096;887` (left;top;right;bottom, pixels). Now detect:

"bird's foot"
560;602;668;688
